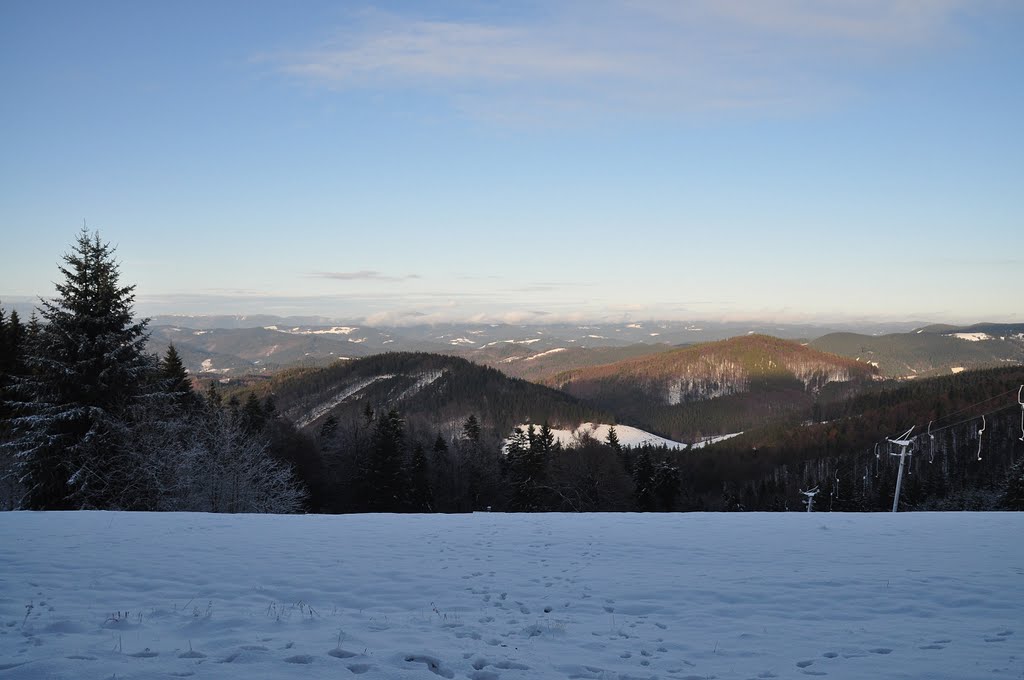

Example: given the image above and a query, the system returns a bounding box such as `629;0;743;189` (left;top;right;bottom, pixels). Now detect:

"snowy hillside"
1;512;1021;680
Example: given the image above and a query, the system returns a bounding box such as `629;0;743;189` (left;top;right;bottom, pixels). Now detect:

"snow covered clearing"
951;333;993;342
513;423;688;450
294;375;393;429
394;370;446;402
1;512;1020;680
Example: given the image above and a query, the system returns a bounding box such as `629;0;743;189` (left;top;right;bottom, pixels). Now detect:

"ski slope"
1;512;1021;679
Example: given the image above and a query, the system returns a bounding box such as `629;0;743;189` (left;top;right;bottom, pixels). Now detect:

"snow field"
1;512;1021;679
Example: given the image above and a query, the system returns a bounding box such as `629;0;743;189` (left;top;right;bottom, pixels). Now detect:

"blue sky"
1;0;1021;325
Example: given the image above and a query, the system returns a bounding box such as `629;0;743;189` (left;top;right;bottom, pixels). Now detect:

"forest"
2;230;1022;514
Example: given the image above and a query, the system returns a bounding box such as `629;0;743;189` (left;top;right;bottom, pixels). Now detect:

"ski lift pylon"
927;420;935;463
977;415;986;461
1018;385;1024;442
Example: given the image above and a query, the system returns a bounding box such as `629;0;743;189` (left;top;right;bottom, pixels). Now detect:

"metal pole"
892;450;906;513
887;427;915;513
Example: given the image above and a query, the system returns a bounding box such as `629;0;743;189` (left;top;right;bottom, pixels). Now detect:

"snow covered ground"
1;512;1021;680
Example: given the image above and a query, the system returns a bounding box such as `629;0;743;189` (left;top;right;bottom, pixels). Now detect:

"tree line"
0;229;306;512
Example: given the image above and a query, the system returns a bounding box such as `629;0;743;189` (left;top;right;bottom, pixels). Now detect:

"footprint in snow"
129;648;159;658
404;654;455;678
869;648;893;655
328;648;357;659
470;672;499;680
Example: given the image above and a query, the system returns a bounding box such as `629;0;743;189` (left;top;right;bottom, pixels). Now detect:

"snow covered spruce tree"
8;229;160;509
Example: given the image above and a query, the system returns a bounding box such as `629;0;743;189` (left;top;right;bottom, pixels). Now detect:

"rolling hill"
548;335;877;440
811;325;1024;378
234;352;608;441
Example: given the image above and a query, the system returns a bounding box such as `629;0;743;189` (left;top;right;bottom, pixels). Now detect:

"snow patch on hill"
281;326;360;336
951;332;993;341
524;347;567;361
512;422;688;449
690;432;743;449
198;358;231;374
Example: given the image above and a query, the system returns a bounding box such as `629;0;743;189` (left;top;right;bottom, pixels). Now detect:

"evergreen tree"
227;394;241;424
433;433;449;458
262;394;277;419
0;305;27;508
9;229;159;509
205;381;222;409
605;424;621;453
1002;457;1024;510
241;392;265;433
505;424;549;511
632;450;656;511
366;409;406;511
462;414;481;444
318;414;339;441
537;422;557;457
653;457;681;510
407;441;433;512
160;343;194;407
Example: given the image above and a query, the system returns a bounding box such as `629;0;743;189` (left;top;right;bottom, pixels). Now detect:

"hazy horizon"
0;291;1014;331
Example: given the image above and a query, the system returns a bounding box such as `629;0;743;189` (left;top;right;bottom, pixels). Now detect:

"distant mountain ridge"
812;323;1024;378
144;316;928;378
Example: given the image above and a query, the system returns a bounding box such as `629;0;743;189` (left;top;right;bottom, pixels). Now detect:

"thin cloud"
310;270;421;282
265;0;982;121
